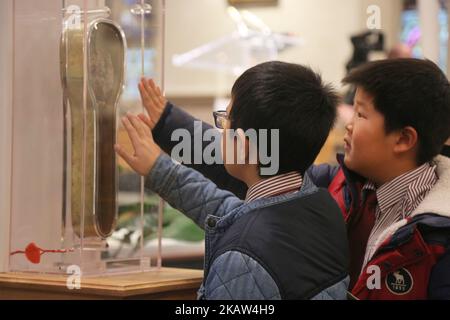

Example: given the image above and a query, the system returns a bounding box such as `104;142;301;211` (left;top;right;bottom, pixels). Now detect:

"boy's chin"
343;156;367;178
343;154;356;171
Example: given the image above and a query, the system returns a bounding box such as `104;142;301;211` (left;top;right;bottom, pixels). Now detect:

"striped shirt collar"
361;162;438;269
246;171;303;203
363;162;438;219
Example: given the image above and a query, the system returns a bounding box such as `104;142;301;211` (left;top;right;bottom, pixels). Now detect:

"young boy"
326;59;450;299
145;58;450;300
115;62;350;300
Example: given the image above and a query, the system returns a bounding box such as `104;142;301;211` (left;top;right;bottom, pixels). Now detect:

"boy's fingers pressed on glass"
127;114;147;139
148;78;156;90
139;83;150;103
122;117;141;151
144;80;155;96
140;84;156;112
156;86;165;106
137;117;150;139
115;144;134;167
138;114;153;132
147;79;161;107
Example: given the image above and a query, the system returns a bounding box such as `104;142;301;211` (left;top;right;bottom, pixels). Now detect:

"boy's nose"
345;123;353;134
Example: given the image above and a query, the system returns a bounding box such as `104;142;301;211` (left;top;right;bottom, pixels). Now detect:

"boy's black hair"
343;58;450;164
230;61;339;176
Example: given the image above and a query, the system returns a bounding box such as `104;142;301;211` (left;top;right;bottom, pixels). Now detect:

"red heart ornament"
25;243;42;264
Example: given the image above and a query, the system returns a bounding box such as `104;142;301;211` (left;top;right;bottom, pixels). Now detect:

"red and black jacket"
326;155;450;300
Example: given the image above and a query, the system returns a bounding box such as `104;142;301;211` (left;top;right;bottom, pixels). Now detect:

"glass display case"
8;0;166;275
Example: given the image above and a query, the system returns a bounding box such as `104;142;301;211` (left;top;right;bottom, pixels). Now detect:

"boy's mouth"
344;137;351;152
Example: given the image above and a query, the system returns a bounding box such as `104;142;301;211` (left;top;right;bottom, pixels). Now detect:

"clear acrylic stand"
8;0;165;277
172;6;304;76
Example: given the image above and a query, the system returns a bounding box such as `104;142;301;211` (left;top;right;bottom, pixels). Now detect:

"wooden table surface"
0;268;203;300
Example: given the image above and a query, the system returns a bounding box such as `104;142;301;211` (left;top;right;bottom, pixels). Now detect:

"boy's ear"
233;129;258;165
393;126;418;154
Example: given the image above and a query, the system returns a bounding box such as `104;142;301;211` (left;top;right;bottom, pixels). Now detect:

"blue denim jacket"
145;153;349;300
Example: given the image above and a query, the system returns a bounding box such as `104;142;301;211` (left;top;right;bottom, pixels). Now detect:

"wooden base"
0;268;203;300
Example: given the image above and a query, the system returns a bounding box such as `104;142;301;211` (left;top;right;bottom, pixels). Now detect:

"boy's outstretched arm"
115;113;244;229
138;78;338;192
139;78;248;199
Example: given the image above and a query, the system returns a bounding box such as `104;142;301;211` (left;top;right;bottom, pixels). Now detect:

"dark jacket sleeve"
306;163;340;189
152;102;248;200
428;248;450;299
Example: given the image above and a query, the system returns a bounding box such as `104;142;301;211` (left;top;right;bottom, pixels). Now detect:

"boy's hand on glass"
115;113;162;176
138;78;167;130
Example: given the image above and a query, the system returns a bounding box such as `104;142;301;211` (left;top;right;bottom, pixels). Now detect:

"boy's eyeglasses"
213;111;229;129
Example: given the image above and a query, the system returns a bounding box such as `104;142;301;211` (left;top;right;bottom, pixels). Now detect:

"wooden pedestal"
0;268;203;300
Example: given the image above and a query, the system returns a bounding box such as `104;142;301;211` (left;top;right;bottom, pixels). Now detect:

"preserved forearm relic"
61;13;126;239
